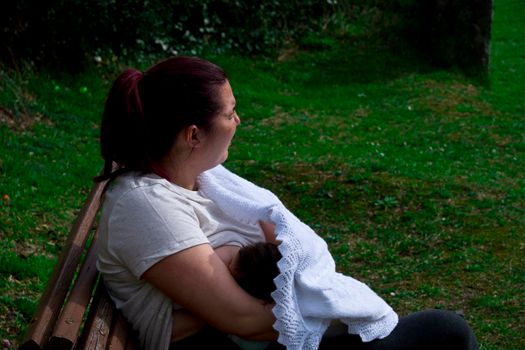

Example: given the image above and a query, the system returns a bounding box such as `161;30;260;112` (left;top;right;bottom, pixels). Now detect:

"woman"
96;56;479;350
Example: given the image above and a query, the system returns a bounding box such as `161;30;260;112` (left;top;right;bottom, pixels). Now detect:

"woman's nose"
235;113;241;125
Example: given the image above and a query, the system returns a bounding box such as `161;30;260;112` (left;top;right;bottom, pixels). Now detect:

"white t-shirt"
96;172;265;350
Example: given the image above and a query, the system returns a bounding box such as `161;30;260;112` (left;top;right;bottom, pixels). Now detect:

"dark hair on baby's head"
97;56;228;182
234;242;282;303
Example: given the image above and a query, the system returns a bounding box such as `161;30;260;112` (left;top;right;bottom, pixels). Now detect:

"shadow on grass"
278;37;488;88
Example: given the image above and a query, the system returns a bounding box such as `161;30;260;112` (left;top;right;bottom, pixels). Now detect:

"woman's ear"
184;125;203;148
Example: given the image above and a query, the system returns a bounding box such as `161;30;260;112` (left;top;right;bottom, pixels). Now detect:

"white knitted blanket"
199;165;398;350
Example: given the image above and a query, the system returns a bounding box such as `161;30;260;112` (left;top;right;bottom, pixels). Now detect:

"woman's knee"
405;309;479;350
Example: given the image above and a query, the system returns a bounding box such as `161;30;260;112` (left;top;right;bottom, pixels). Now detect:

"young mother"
96;56;479;350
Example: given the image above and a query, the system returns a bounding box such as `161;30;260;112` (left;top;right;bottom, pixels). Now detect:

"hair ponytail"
122;69;144;117
96;68;146;182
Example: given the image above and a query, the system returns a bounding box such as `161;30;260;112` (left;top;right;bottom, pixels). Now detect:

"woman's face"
200;80;240;168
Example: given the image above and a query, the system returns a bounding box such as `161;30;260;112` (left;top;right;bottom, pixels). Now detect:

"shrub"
0;0;337;70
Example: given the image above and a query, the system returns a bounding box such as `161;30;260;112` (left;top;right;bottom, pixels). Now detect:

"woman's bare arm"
142;243;277;340
170;245;242;341
171;308;206;342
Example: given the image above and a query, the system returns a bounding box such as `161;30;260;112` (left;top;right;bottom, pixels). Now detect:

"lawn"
0;0;523;349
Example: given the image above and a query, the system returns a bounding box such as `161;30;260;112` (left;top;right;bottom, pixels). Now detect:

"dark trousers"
170;309;479;350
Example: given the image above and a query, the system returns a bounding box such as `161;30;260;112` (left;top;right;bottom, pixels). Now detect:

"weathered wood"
47;232;100;350
21;173;141;350
20;180;106;350
78;284;116;350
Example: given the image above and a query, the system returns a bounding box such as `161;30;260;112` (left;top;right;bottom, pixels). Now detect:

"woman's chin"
213;152;229;167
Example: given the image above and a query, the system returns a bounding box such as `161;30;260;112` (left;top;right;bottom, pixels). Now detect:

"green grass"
1;0;524;348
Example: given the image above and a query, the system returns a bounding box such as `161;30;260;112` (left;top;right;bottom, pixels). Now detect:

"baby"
215;220;281;302
217;242;281;302
215;225;282;350
171;222;281;346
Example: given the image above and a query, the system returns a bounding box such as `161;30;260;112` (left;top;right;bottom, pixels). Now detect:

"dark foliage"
0;0;334;71
0;0;492;74
369;0;493;74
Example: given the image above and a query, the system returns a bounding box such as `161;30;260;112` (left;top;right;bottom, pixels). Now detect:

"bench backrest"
19;180;140;350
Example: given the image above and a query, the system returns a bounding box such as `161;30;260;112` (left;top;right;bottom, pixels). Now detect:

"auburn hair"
97;56;228;182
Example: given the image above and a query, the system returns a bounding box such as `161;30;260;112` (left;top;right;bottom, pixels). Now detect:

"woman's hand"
259;221;279;243
142;243;277;340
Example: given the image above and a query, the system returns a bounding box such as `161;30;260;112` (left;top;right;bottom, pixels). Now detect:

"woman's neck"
154;154;202;191
169;169;199;191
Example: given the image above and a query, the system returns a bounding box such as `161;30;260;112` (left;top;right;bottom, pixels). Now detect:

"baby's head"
230;242;281;302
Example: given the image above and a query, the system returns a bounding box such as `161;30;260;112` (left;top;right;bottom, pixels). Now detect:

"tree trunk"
411;0;493;74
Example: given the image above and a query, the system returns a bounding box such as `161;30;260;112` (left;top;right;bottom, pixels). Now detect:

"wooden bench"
19;179;140;350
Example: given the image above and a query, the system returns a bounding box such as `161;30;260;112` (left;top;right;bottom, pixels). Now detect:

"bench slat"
78;283;116;350
20;180;106;350
48;231;100;350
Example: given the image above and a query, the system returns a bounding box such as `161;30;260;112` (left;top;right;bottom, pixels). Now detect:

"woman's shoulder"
102;172;199;214
101;172;204;236
107;172;185;199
